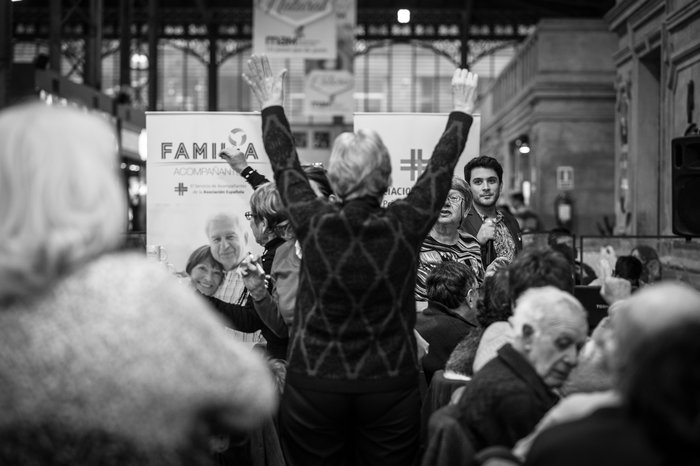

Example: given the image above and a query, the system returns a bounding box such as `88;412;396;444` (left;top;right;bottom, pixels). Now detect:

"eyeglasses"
244;211;253;220
446;194;464;205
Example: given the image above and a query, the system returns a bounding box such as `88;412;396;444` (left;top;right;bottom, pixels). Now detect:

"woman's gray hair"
327;129;392;201
249;181;293;240
450;177;472;214
0;102;125;303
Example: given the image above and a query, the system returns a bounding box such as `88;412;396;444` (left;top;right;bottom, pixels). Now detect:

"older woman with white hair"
243;54;478;465
0;102;276;464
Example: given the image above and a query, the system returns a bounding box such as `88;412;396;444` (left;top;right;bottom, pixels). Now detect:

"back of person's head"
303;165;333;198
476;267;511;327
0;102;126;305
328;129;391;201
445;330;483;377
464;155;503;183
631;245;662;283
610;281;700;380
510;192;524;205
613;255;643;286
622;319;700;463
249;181;291;238
508;247;574;303
426;261;477;309
547;227;573;247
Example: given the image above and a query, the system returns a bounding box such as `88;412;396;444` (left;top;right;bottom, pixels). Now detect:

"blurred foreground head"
0;101;126;302
0;102;276;464
609;281;700;382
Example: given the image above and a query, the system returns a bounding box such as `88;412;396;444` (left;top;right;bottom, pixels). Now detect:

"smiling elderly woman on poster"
242;54;478;465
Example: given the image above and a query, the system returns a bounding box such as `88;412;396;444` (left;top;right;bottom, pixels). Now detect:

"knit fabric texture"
0;253;277;459
260;106;473;391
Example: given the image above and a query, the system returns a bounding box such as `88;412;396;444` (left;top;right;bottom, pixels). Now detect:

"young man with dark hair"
461;156;522;269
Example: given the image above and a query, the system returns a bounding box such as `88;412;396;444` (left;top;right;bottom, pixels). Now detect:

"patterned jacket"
260;106;473;392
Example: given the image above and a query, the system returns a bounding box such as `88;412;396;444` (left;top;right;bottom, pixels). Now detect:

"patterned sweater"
261;106;473;392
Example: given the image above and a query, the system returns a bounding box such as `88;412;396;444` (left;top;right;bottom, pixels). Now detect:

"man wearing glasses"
415;177;484;304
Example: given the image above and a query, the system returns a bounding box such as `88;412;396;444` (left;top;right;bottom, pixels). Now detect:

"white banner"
353;113;481;207
146;112;269;274
253;0;337;59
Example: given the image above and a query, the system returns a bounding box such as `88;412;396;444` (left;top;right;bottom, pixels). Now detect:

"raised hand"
242;54;287;110
451;69;479;114
238;253;268;300
219;145;248;174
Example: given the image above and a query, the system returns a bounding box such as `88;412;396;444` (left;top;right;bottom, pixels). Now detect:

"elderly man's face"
526;308;588;388
208;217;242;270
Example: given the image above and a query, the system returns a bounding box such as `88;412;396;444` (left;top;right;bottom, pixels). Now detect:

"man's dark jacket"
460;208;522;267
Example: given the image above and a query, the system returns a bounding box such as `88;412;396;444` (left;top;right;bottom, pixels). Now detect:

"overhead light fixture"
515;136;530;154
397;9;411;24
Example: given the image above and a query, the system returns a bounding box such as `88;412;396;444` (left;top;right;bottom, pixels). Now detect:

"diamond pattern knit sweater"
261;106;473;392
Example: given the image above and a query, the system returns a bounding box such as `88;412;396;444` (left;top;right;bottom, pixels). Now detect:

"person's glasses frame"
446;194;465;205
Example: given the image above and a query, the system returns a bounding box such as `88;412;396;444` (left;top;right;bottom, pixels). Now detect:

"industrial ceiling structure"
6;0;615;110
11;0;615;43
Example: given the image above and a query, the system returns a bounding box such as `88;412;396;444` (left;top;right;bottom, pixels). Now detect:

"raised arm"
397;70;479;235
243;55;323;233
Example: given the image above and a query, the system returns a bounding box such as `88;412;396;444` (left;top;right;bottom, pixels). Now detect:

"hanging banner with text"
147;112;272;345
146;112;270;273
253;0;337;59
303;0;356;119
354;113;481;206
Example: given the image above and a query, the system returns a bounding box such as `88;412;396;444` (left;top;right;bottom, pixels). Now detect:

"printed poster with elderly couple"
146;111;480;343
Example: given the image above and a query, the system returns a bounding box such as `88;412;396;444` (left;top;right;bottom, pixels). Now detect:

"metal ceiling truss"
13;7;533;42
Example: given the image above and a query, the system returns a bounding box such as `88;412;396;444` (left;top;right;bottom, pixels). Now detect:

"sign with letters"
353;113;481;206
147;112;272;345
253;0;337;58
146;112;269;275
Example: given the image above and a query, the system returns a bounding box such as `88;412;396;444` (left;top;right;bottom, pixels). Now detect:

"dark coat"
460;207;522;267
415;301;477;383
261;106;474;393
455;343;558;452
525;406;664;466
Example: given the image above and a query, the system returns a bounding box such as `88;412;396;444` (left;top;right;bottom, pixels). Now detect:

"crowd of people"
0;54;697;466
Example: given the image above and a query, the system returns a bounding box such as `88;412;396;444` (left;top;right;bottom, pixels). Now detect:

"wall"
606;0;700;235
480;19;617;234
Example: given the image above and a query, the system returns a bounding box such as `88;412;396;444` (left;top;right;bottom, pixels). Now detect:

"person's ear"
521;323;535;350
467;288;478;309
